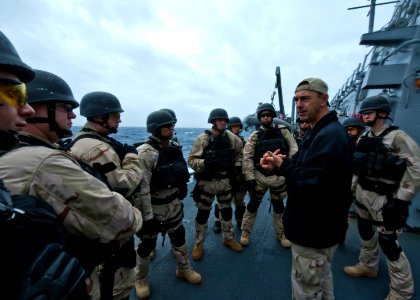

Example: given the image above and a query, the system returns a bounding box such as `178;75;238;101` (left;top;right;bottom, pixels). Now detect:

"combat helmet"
147;110;174;133
160;108;177;123
359;95;391;114
26;69;78;138
342;117;365;129
257;103;276;119
228;116;243;129
80;92;123;117
0;31;34;82
208;108;229;123
26;70;79;108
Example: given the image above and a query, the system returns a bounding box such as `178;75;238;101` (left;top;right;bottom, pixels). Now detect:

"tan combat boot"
220;215;243;252
135;280;150;299
223;238;243;251
273;212;291;248
277;233;291;248
343;263;378;278
192;221;207;260
176;267;202;284
135;255;151;299
240;231;250;246
172;243;202;284
240;208;257;246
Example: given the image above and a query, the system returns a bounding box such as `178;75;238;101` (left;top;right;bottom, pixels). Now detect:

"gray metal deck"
129;182;420;299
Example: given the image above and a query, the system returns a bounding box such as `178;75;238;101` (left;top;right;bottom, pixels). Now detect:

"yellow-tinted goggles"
0;79;27;109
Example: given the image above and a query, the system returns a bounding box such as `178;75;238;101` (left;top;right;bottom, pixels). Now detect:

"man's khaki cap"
295;78;328;94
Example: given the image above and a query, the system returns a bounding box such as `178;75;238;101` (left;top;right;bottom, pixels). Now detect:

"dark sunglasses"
55;103;73;113
260;113;272;118
161;123;174;128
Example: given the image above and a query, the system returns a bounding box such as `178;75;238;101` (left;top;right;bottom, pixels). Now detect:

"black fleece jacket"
280;111;353;248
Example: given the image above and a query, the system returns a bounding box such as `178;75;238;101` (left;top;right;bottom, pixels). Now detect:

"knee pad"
271;199;285;214
168;226;186;247
247;197;261;213
136;238;157;258
378;233;401;261
357;216;375;241
214;203;220;218
196;209;210;224
220;206;233;221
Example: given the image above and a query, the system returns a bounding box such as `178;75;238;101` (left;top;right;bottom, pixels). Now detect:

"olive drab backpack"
0;180;86;300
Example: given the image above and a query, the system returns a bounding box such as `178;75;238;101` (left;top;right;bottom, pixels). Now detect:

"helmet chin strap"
91;114;118;134
27;103;72;139
365;112;390;127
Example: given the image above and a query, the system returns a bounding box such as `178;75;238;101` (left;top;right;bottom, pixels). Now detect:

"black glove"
137;218;160;237
382;198;409;231
246;179;257;195
178;183;188;200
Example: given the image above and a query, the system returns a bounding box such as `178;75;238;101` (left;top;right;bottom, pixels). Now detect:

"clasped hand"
259;149;286;171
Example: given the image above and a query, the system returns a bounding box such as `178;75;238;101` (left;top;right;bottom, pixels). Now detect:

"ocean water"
71;126;207;159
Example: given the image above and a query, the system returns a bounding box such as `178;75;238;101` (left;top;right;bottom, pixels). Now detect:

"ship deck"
129;182;420;299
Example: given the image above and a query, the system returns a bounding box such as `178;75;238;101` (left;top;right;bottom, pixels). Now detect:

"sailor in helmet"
344;95;420;299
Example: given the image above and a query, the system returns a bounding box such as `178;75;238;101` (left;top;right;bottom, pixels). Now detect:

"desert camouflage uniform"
242;124;298;243
135;136;194;285
0;132;142;299
352;124;420;299
188;129;243;247
69;123;143;197
69;123;143;300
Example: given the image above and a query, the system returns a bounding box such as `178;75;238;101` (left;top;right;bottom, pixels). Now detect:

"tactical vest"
254;127;290;164
353;126;407;194
146;138;190;193
195;130;235;180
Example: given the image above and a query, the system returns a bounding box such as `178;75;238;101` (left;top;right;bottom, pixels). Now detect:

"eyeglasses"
0;78;27;108
161;123;174;128
260;113;272;118
55;103;73;113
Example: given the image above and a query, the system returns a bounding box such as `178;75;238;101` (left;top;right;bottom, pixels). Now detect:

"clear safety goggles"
0;78;27;109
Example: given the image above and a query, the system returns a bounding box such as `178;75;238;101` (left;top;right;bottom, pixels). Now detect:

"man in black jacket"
260;78;353;299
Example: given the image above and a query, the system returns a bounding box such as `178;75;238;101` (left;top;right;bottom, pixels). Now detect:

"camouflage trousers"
355;186;414;299
291;243;337;300
194;178;235;240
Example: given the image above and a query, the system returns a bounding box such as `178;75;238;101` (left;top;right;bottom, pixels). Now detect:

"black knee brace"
271;199;285;214
357;216;375;241
247;197;261;213
168;225;186;247
235;205;246;220
378;233;402;261
196;209;210;225
136;237;157;258
220;206;233;221
214;203;220;218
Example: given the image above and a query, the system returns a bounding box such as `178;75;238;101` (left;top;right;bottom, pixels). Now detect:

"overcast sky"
2;0;395;128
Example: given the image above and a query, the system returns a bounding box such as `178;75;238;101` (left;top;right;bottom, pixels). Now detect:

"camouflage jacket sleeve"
69;134;142;197
134;142;157;221
187;132;208;173
389;130;420;201
0;147;142;243
242;131;258;181
280;126;298;158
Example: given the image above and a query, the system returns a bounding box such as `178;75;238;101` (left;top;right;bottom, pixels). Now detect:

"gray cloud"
1;0;395;127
